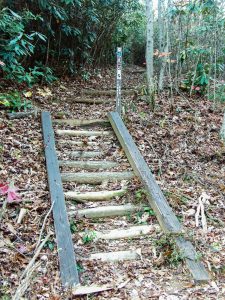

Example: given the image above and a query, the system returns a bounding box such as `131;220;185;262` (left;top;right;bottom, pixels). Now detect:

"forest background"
0;0;224;105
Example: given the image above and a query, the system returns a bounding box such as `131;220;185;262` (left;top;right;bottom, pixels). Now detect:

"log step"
69;204;139;218
59;160;118;170
65;151;103;158
81;225;154;240
56;129;113;137
88;249;142;262
61;171;134;184
57;140;100;146
81;89;134;96
64;189;127;202
53;118;110;126
71;98;111;104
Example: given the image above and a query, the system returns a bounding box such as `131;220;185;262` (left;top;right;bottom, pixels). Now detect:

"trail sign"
116;47;122;115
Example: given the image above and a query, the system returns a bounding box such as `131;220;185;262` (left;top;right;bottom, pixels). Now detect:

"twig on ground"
20;232;52;280
34;200;55;251
0;198;7;222
12;261;41;300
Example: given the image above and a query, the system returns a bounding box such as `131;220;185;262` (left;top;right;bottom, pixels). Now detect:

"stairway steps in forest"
80;225;154;240
64;189;127;202
59;160;118;169
68;203;139;218
61;171;134;184
87;249;142;262
56;129;113;137
42;110;210;290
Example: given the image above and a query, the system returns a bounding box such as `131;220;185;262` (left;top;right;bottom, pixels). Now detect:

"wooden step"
81;225;154;240
64;189;127;202
66;151;103;158
88;249;142;262
59;160;118;170
57;140;99;146
71;98;111;104
69;204;138;218
61;171;134;184
53;118;110;126
81;89;134;96
56;129;112;137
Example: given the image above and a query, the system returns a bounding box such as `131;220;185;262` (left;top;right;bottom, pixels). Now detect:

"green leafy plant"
0;92;32;112
135;189;147;202
70;220;77;234
182;63;210;94
154;235;184;266
44;240;55;251
82;230;97;244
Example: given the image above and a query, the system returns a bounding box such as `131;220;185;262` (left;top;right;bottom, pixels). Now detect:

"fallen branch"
34;201;55;251
20;232;52;280
12;261;41;300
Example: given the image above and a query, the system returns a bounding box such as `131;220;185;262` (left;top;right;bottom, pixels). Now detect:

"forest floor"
0;66;225;299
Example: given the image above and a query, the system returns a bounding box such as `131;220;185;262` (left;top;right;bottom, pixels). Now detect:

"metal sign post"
116;47;122;115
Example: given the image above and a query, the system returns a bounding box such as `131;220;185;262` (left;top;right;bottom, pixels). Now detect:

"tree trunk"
145;0;154;108
220;112;225;143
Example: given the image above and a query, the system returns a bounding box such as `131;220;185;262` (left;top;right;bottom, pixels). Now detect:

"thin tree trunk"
146;0;154;108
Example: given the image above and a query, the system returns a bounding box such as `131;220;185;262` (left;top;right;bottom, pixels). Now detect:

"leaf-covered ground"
0;66;225;299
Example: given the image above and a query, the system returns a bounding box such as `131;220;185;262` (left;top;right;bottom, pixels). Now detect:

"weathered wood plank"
41;111;79;287
56;129;113;137
69;203;139;218
175;237;210;282
7;111;35;119
59;160;118;170
53;118;110;126
81;89;134;96
64;189;127;202
108;112;181;234
89;249;141;262
108;112;210;282
67;151;103;158
80;225;155;240
61;171;134;184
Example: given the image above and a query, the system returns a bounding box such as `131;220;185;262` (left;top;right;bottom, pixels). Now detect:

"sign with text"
116;47;122;115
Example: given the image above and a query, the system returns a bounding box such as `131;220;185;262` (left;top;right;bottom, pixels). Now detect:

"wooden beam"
56;129;113;137
81;225;154;240
41;112;79;287
53;118;110;126
59;160;118;170
68;98;111;104
67;151;103;158
108;112;181;234
81;89;134;96
61;171;134;184
64;189;127;202
175;237;210;282
88;249;141;262
108;112;210;282
69;203;139;218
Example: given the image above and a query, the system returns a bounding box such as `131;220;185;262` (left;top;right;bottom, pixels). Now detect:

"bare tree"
145;0;154;108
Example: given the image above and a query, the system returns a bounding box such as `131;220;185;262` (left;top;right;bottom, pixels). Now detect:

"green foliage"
0;7;51;85
208;82;225;103
0;92;32;112
182;63;210;94
70;220;77;234
82;230;96;244
154;235;184;266
44;239;55;251
135;188;147;202
0;0;144;84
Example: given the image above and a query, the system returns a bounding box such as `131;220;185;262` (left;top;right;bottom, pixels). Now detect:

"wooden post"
116;47;122;115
